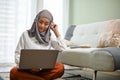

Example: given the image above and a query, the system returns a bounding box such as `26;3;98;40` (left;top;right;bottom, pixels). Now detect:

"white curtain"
0;0;37;63
0;0;68;63
0;0;17;63
43;0;69;37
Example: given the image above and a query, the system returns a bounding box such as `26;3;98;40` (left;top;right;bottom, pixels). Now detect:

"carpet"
0;63;15;80
62;69;92;80
0;63;92;80
0;63;15;72
63;77;92;80
62;75;92;80
0;72;9;80
0;77;3;80
0;72;92;80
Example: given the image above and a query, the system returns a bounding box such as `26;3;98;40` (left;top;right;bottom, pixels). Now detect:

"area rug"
0;63;92;80
62;69;92;80
63;77;92;80
0;63;15;72
0;77;3;80
62;75;92;80
0;63;15;80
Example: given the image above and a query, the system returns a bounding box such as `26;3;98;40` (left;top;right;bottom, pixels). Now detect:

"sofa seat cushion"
61;48;115;71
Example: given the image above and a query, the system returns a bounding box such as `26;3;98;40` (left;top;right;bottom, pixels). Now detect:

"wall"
69;0;120;25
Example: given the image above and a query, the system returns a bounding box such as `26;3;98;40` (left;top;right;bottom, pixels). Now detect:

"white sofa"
59;20;120;80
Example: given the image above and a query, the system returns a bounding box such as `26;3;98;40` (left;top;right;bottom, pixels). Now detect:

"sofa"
58;19;120;80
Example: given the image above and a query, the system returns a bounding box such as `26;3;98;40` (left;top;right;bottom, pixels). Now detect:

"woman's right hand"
51;23;60;38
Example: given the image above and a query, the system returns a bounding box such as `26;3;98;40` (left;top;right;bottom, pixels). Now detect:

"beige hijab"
28;9;53;46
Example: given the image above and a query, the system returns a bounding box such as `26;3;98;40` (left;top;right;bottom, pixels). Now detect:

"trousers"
10;62;64;80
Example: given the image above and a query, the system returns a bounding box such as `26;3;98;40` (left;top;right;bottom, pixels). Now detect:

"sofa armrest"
60;48;95;68
90;47;120;71
60;48;120;71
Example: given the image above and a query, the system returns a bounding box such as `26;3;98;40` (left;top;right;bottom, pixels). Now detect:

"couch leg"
93;70;97;80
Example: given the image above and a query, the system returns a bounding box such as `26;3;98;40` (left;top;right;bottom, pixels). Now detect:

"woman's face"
37;17;50;32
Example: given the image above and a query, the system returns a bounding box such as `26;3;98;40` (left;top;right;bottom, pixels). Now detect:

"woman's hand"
51;23;60;37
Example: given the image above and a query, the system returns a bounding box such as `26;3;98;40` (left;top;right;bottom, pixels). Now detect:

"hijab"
28;9;53;46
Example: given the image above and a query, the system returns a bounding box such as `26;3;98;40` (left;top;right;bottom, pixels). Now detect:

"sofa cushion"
61;48;115;71
70;21;106;47
97;19;120;48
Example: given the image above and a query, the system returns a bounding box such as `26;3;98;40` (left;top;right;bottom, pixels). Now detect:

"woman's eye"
45;24;49;26
39;21;42;24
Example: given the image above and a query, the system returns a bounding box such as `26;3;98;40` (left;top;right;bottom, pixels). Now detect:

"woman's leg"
10;66;45;80
10;62;64;80
36;62;64;80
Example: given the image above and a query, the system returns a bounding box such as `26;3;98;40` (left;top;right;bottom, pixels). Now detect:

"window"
0;0;68;63
0;0;17;63
0;0;37;63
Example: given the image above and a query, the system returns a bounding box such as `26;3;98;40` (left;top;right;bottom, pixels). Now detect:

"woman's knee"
10;67;18;80
10;67;18;74
55;62;64;74
56;62;64;69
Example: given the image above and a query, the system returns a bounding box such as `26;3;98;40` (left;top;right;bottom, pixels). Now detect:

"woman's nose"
41;23;44;27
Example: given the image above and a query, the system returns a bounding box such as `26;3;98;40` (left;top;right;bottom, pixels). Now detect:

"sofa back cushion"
97;19;120;48
70;21;107;47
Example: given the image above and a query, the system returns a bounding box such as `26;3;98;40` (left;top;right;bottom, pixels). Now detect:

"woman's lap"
10;62;64;80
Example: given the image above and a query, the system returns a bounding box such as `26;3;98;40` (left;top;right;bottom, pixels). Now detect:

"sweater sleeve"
15;33;25;66
51;35;67;51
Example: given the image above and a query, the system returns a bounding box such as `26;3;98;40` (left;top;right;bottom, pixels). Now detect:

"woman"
10;9;67;80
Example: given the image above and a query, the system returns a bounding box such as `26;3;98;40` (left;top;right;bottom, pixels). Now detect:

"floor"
0;71;89;80
0;63;91;80
0;72;9;80
0;63;15;80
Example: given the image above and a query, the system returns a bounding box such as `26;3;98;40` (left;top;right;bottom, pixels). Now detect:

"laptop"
19;49;59;69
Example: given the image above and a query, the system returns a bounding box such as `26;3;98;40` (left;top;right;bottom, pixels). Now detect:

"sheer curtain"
0;0;68;63
0;0;17;63
43;0;69;37
0;0;37;63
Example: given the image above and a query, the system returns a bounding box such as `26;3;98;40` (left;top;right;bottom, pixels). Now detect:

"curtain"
43;0;69;37
0;0;68;63
0;0;17;63
43;0;64;37
0;0;37;63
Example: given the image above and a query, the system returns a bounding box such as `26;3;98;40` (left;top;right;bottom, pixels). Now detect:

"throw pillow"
97;19;120;48
64;25;76;40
